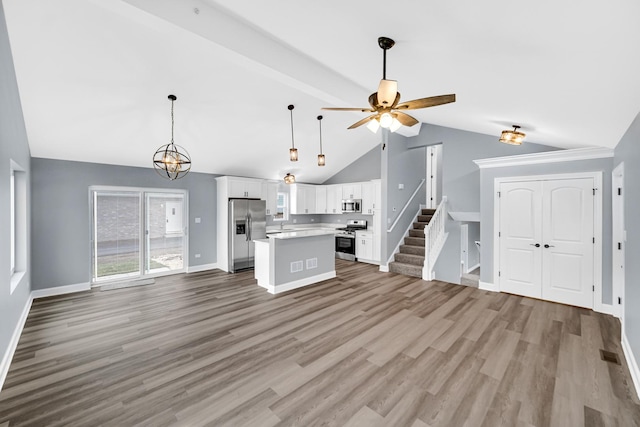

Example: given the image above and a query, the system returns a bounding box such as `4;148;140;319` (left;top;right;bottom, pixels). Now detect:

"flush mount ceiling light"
499;125;526;145
153;95;191;180
322;36;455;132
287;104;298;161
284;173;295;184
317;115;325;166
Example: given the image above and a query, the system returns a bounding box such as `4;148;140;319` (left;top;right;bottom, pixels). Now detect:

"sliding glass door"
91;187;187;283
145;193;185;274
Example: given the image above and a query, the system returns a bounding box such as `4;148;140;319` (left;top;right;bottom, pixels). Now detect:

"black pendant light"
153;95;191;180
288;104;298;161
317;115;325;166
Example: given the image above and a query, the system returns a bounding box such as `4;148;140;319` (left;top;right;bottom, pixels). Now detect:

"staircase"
389;208;435;278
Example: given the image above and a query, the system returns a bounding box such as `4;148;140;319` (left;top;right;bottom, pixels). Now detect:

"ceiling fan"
322;37;455;132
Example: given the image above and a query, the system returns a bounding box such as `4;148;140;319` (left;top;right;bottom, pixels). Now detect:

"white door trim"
493;171;603;310
612;162;625;322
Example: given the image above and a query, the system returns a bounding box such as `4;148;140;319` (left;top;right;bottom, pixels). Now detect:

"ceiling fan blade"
393;111;419;127
395;94;456;110
377;79;398;107
347;114;379;129
322;107;375;112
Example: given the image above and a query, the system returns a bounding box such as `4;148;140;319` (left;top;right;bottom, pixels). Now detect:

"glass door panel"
93;191;141;282
145;193;185;274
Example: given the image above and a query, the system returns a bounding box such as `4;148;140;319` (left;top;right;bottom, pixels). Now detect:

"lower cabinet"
356;231;375;263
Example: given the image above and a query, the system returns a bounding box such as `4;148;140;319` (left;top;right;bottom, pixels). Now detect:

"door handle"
544;244;555;248
530;243;540;247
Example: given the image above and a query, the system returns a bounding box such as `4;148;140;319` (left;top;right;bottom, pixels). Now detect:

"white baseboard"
622;330;640;400
32;282;91;299
479;280;499;292
467;263;480;274
0;294;33;393
187;263;218;273
379;264;389;272
594;303;614;316
261;271;336;295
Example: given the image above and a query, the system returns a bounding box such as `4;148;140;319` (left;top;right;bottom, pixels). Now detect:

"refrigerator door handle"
247;213;251;241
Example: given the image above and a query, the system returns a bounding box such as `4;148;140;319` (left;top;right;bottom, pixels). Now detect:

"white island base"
254;230;336;294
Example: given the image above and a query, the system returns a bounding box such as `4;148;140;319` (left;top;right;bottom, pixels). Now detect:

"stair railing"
423;196;447;281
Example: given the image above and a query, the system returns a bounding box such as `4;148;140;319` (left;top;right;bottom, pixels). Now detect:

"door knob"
544;244;555;248
530;243;540;247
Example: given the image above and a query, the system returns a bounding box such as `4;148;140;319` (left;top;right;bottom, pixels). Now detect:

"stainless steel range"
335;219;367;261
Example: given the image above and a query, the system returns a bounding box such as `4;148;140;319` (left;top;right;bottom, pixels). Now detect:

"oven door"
335;234;356;260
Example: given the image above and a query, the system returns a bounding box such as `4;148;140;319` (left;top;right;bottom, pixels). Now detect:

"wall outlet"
310;218;315;222
393;207;397;212
194;217;201;223
293;219;297;223
194;253;201;258
398;183;404;190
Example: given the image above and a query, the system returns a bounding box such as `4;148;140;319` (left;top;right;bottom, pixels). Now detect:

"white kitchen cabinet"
326;185;341;214
356;230;374;262
315;186;327;214
229;178;262;198
290;184;317;214
342;183;362;200
262;182;278;216
361;180;381;215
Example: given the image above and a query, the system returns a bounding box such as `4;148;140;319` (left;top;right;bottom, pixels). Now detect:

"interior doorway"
426;144;442;209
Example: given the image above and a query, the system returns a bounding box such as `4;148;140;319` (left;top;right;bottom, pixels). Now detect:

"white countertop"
267;229;338;239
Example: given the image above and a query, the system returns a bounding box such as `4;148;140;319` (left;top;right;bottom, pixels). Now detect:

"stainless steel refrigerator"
228;199;266;272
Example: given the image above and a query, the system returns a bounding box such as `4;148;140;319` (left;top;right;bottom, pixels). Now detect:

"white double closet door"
499;178;594;308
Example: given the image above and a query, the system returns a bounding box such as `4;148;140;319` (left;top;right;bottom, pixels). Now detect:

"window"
10;170;15;275
274;192;288;221
10;160;27;294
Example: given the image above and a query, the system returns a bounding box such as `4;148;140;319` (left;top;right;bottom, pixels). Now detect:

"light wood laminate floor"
1;260;639;426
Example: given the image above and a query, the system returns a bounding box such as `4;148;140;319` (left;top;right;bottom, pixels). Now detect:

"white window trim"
273;191;289;221
89;185;189;285
10;160;27;294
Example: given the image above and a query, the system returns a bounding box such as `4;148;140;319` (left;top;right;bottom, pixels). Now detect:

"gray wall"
407;123;557;283
323;144;381;184
383;131;427;260
613;110;640;367
0;1;32;380
31;158;218;290
478;157;613;304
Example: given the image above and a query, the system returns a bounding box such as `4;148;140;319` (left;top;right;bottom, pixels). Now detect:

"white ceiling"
4;0;640;184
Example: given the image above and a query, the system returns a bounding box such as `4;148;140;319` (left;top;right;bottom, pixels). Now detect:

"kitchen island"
254;229;336;294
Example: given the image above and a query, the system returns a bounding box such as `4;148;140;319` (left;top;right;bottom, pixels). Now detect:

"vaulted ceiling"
4;0;640;184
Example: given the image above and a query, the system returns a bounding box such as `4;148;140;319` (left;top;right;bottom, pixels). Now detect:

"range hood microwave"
341;199;361;214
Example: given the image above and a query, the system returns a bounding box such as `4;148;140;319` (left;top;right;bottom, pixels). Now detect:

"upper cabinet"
228;178;263;198
315;186;327;214
360;180;381;215
342;183;362;200
326;185;341;214
262;182;278;216
290;184;317;214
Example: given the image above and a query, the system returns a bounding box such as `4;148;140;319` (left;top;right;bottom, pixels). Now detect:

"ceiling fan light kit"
153;94;191;180
499;125;526;145
287;104;298;161
322;36;456;132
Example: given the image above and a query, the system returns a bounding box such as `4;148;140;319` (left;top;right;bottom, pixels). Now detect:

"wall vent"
290;260;303;273
306;258;318;269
